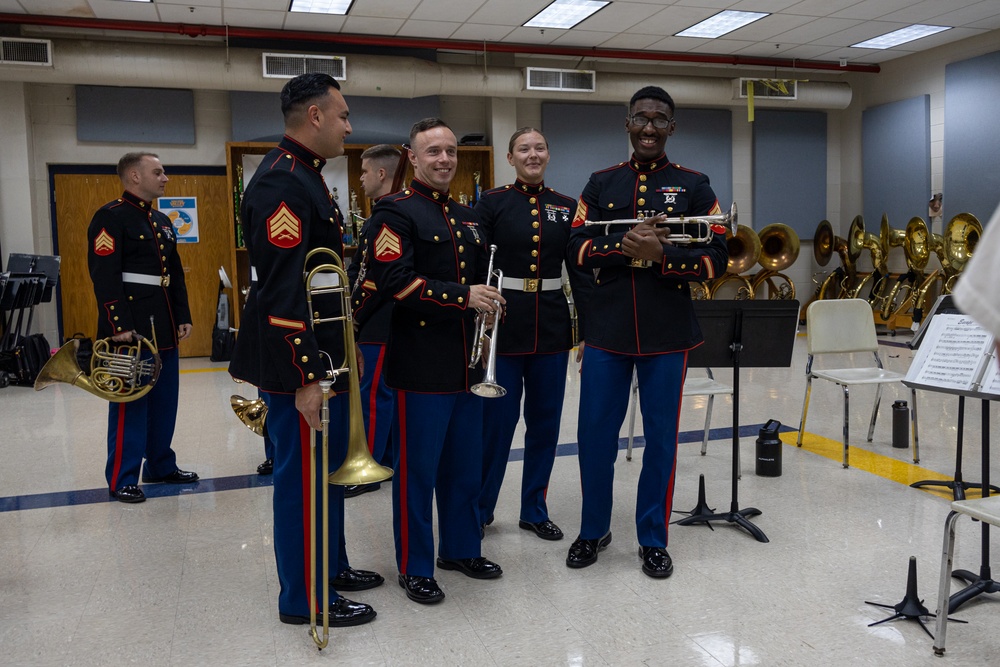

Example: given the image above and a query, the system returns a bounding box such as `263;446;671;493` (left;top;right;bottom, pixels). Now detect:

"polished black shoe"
519;519;564;541
256;459;273;475
344;483;380;498
436;557;503;580
331;567;384;592
142;469;199;484
278;596;376;626
565;532;612;569
639;546;674;579
109;485;145;504
398;574;445;604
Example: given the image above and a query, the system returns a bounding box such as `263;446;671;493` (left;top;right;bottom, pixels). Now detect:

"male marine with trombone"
229;73;382;627
567;86;729;578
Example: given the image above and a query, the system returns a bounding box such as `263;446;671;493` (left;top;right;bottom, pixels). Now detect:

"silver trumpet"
469;244;506;398
584;201;737;243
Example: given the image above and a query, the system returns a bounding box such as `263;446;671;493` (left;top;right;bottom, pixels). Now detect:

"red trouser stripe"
367;347;386;454
397;392;409;574
299;414;315;612
663;350;688;541
111;405;126;490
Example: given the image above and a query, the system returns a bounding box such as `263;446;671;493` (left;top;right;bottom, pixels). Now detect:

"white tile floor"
2;331;999;666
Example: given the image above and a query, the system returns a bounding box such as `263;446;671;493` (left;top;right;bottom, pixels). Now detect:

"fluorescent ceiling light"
851;24;951;49
289;0;354;15
524;0;609;30
676;10;769;39
115;0;152;3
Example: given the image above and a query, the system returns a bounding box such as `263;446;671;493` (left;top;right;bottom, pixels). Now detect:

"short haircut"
360;144;401;163
409;117;451;146
280;72;341;119
508;127;547;154
117;152;158;180
629;86;675;115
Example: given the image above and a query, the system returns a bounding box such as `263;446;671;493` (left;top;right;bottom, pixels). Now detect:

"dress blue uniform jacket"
88;190;190;349
568;155;729;352
365;179;489;393
349;197;392;344
475;179;591;352
229;136;348;394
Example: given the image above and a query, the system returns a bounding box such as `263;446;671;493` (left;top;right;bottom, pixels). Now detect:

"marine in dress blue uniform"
366;119;504;605
228;73;379;627
566;87;729;578
474;128;593;541
87;152;198;504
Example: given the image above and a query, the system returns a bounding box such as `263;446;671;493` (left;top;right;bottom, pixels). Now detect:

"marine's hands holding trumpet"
621;213;674;263
469;283;506;366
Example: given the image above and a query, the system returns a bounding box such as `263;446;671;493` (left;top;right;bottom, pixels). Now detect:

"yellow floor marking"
783;431;985;500
180;366;230;374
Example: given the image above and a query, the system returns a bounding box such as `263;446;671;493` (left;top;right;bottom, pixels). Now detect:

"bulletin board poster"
158;196;199;243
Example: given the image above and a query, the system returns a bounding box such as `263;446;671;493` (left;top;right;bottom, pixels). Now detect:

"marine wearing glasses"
629;115;674;129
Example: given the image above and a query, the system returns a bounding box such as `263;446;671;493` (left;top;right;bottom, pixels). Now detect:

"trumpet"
469;245;506;398
302;248;393;650
583;202;737;243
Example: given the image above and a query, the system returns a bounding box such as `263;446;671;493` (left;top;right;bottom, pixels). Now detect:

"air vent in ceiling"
1;38;53;67
525;67;596;93
736;78;797;100
262;53;346;80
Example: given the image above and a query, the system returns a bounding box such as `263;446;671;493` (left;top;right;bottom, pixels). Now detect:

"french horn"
34;330;161;402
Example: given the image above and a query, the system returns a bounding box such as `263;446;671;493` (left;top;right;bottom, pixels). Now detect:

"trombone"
302;248;393;650
583;201;737;243
469;244;506;398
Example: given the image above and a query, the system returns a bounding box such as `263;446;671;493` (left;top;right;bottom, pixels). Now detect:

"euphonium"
708;224;759;300
231;394;267;437
469;244;506;398
878;217;929;320
813;220;852;299
34;328;161;402
940;212;982;292
750;223;799;300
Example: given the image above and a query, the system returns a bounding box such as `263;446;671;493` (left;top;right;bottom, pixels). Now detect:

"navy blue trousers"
577;346;686;548
480;351;568;525
105;347;179;490
392;390;483;577
359;343;393;467
262;390;351;617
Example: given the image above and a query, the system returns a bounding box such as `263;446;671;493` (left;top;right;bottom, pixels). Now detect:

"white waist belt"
500;277;561;293
122;272;169;287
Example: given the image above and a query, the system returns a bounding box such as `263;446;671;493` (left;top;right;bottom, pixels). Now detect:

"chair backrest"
806;298;878;355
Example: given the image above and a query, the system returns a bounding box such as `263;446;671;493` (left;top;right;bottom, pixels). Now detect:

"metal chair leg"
867;383;884;443
933;510;961;656
842;384;851;468
797;376;813;446
701;394;714;456
911;387;920;464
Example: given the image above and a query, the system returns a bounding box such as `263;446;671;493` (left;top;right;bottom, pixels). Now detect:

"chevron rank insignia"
267;203;301;248
94;229;115;256
374;225;402;261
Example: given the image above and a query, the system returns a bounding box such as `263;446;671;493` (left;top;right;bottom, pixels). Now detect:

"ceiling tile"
550;30;620;47
573;2;664;33
341;16;407;34
503;26;565;45
787;0;884;18
596;33;668;50
922;1;1000;27
467;0;546;26
449;23;516;41
157;4;223;24
627;6;723;36
689;39;756;55
88;0;160;21
223;0;290;10
282;12;347;32
411;0;487;23
349;0;424;20
397;19;462;39
767;17;865;44
221;8;287;30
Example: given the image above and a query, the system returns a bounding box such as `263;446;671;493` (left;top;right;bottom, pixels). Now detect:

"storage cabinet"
224;142;493;329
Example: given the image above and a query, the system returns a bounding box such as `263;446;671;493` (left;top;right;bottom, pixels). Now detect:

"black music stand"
674;299;799;543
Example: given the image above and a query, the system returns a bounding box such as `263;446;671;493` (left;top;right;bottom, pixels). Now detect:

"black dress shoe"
256;459;273;475
109;485;145;504
565;532;612;569
639;546;674;578
331;567;384;591
142;469;199;484
436;557;503;580
519;519;564;541
278;596;376;626
344;483;380;498
398;574;445;604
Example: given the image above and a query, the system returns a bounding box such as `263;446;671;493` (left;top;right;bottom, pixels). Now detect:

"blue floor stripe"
1;422;793;513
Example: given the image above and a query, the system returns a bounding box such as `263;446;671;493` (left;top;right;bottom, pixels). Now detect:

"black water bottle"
755;419;782;477
892;400;909;448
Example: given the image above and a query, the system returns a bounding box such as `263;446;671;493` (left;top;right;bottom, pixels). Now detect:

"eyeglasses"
629;115;674;129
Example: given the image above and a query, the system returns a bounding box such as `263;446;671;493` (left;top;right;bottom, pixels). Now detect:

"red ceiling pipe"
0;13;880;74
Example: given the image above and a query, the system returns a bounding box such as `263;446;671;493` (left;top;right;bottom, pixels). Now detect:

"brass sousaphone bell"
750;223;799;300
707;224;759;299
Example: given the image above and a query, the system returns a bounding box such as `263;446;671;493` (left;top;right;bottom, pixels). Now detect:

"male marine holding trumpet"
567;86;729;578
365;118;505;604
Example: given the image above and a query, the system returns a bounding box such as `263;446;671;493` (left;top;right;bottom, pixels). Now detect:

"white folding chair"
625;368;733;461
796;298;919;468
933;495;1000;656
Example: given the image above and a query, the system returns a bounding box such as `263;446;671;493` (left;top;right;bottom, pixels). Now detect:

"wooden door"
53;171;230;358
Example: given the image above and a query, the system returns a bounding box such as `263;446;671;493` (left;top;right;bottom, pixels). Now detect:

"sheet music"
980;355;1000;398
904;314;995;392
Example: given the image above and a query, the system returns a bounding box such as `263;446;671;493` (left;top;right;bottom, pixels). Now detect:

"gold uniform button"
530;264;537;271
139;235;145;240
529;197;536;204
116;327;122;332
608;203;615;209
427;289;433;296
694;264;698;270
461;277;467;284
532;235;539;242
161;256;166;261
680;264;686;269
639;175;647;182
160;244;164;250
444;205;449;212
442;293;448;299
404;190;411;195
456;231;462;238
668;207;674;212
434;236;440;242
667;263;673;269
531;209;538;216
639;186;647;193
651;162;657;169
113;316;118;321
638;198;645;206
110;305;115;310
457;297;464;303
603;244;609;249
531;250;538;257
460;261;466;269
308;373;315;380
450;218;456;224
458;245;465;253
615;243;621;248
294;338;301;345
157;233;162;238
128;296;133;301
532;222;539;229
301;355;309;363
420;321;426;327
